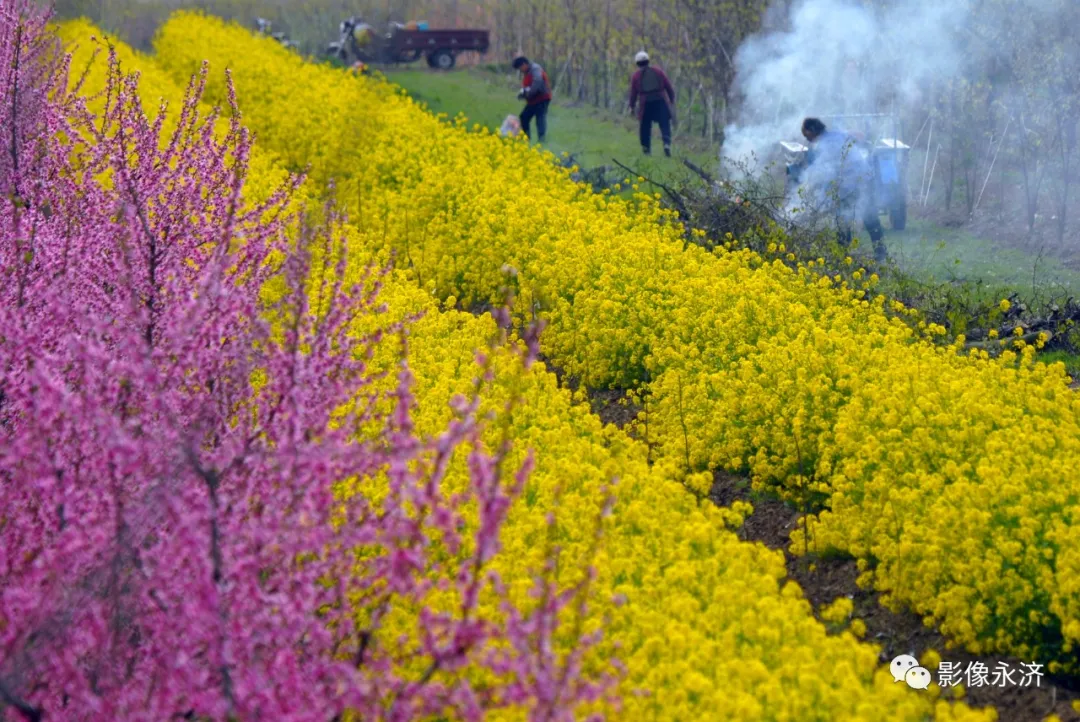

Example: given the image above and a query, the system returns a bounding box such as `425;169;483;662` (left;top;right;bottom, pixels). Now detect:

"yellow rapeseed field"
145;10;1080;674
144;9;1080;676
54;18;997;720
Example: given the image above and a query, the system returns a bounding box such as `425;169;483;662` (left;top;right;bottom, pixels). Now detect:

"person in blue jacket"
800;117;886;262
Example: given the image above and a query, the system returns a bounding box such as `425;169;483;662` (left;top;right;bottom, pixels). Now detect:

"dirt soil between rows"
585;383;1080;720
711;470;1080;721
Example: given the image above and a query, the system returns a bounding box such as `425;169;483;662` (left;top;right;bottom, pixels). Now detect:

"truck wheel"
430;50;455;70
327;45;348;64
890;193;907;230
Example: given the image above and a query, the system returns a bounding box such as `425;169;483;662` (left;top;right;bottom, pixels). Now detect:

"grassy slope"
384;67;719;187
884;218;1080;295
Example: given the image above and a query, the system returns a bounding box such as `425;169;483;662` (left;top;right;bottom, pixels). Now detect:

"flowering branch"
0;6;614;721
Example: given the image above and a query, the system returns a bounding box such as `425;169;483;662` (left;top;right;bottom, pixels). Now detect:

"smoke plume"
723;0;972;166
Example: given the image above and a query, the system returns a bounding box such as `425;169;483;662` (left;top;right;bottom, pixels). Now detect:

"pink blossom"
0;6;614;720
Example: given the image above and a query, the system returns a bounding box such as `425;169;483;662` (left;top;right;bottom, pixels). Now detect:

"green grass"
384;67;718;188
1038;350;1080;380
871;218;1080;296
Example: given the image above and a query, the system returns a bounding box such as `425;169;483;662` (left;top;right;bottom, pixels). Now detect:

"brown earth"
567;375;1080;719
586;387;641;430
539;358;643;432
540;343;1080;720
710;470;1080;721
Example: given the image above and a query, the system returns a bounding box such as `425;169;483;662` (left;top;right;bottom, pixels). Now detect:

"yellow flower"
821;597;854;624
85;12;1058;717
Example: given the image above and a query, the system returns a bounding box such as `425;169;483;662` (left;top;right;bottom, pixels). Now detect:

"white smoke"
722;0;972;166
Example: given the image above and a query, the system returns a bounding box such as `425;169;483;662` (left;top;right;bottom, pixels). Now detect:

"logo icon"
891;654;932;689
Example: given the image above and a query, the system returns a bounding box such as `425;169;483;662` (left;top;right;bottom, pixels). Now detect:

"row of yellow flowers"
145;11;1080;672
54;19;992;720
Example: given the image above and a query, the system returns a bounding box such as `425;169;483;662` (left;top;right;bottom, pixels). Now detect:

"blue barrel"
876;152;899;185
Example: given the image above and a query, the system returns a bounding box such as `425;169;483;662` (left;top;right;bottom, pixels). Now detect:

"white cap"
635;50;649;64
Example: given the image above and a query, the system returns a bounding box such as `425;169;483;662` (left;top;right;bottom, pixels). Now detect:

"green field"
385;67;718;187
883;219;1080;295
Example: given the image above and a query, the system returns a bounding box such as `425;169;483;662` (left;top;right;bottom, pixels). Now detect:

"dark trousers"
837;188;887;261
640;100;672;153
520;100;549;142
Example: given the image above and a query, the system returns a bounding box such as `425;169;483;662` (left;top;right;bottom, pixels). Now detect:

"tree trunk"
603;56;610;109
1018;126;1039;235
1056;108;1073;247
593;59;600;106
998;145;1007;222
701;93;708;138
945;90;956;212
707;93;715;143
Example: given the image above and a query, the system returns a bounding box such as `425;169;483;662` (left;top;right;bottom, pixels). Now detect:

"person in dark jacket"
800;117;887;261
512;56;551;142
628;51;675;156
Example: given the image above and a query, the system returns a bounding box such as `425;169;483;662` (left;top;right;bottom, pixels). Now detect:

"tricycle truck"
873;137;910;230
329;18;490;70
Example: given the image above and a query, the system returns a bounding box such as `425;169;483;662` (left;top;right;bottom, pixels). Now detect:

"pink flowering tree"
0;4;614;720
